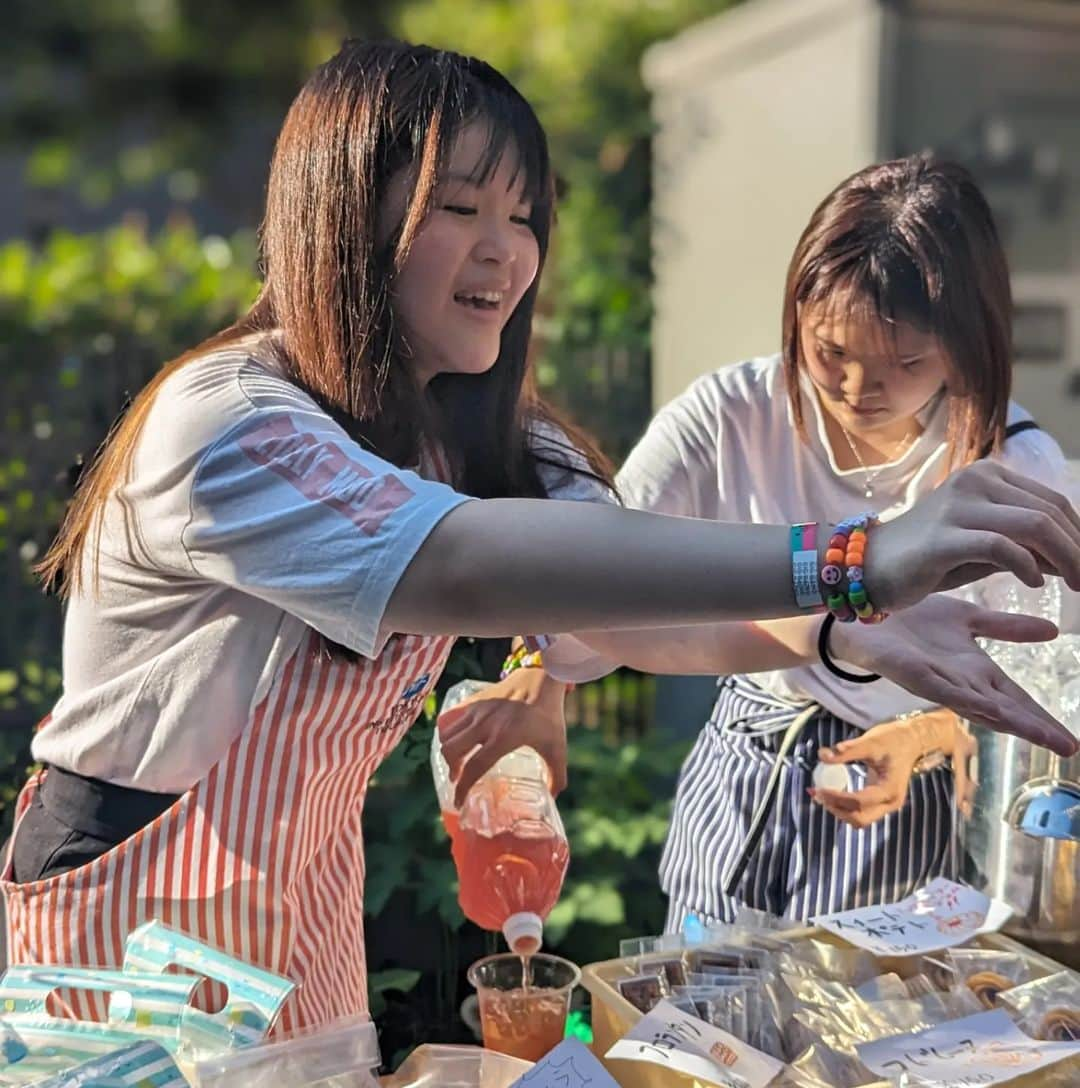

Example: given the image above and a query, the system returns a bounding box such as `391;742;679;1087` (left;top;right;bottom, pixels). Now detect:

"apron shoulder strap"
979;419;1041;459
1004;419;1041;441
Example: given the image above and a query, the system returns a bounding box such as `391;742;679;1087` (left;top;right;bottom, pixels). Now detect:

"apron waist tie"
720;703;820;897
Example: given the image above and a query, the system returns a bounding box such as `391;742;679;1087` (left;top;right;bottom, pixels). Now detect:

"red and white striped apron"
1;627;454;1031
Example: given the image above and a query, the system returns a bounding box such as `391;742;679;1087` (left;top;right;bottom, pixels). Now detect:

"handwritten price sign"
813;878;1011;956
605;999;784;1088
510;1039;621;1088
857;1009;1080;1087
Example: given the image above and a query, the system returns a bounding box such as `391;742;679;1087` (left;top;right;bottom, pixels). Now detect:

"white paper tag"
508;1038;621;1088
813;878;1011;956
857;1008;1080;1086
605;999;784;1088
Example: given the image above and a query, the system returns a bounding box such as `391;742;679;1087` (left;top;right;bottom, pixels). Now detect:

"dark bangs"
798;240;939;359
457;58;553;220
390;49;554;273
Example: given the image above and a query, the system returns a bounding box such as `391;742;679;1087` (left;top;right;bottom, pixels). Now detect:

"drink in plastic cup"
466;952;580;1062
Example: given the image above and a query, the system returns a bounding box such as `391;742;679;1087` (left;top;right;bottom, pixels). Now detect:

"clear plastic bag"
901;973;938;999
852;974;909;1004
937;947;1039;1010
687;945;771;975
672;982;746;1035
124;921;295;1054
615;968;670;1013
0;964;198;1043
635;952;688;989
781;972;862;1011
617;932;685;959
782;1033;881;1088
29;1040;188;1087
675;958;786;1058
0;1017;147;1085
858;988;984;1041
192;1015;380;1088
777;940;879;986
378;1044;532;1088
788;999;889;1059
786;987;983;1083
999;970;1080;1041
664;995;700;1018
665;969;785;1059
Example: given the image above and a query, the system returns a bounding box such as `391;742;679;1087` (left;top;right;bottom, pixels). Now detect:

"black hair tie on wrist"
817;612;882;684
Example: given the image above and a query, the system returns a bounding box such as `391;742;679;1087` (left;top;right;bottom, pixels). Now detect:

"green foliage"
368;967;423;1019
0;1;393;211
4;0;741;459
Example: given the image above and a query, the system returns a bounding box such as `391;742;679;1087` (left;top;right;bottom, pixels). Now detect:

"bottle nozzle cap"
502;912;544;955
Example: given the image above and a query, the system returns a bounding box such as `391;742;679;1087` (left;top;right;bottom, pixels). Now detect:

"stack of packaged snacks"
0;922;381;1087
588;904;1080;1087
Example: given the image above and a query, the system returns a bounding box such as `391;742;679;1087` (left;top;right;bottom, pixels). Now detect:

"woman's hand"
952;721;978;820
437;668;568;807
830;593;1077;756
868;461;1080;612
810;708;961;828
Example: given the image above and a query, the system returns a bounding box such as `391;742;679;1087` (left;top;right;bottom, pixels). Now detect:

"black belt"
39;764;180;843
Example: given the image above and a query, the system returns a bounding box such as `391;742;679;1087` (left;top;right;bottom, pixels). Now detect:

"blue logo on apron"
400;674;431;701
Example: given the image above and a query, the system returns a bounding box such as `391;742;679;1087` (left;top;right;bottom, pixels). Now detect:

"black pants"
7;766;178;884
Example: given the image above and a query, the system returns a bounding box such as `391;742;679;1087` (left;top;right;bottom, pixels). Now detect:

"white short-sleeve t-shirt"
547;353;1079;729
33;336;472;792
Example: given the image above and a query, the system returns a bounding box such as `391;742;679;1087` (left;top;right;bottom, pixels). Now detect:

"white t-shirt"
546;354;1078;729
33;337;478;793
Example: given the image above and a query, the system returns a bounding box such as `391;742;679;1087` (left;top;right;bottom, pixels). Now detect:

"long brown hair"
39;40;613;596
782;153;1012;469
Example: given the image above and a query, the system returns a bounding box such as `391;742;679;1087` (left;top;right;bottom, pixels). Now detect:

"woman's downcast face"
799;297;950;442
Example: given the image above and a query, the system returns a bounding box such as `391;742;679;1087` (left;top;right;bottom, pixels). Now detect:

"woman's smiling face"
388;121;541;386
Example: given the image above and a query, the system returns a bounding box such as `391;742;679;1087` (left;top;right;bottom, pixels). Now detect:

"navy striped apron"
660;674;956;930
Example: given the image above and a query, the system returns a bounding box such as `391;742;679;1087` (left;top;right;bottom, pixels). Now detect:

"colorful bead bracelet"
822;513;888;625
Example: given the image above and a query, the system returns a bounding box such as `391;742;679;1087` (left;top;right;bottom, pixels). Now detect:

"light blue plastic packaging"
0;1017;146;1084
27;1040;188;1087
0;965;200;1047
122;922;295;1055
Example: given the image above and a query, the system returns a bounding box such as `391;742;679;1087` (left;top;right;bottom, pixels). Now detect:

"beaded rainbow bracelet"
821;513;888;625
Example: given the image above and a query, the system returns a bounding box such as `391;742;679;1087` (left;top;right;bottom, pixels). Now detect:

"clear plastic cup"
466;953;580;1062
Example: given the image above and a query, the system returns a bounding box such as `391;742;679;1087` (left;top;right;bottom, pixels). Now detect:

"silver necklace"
839;425;917;500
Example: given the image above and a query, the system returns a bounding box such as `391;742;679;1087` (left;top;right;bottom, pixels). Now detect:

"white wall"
643;0;885;409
